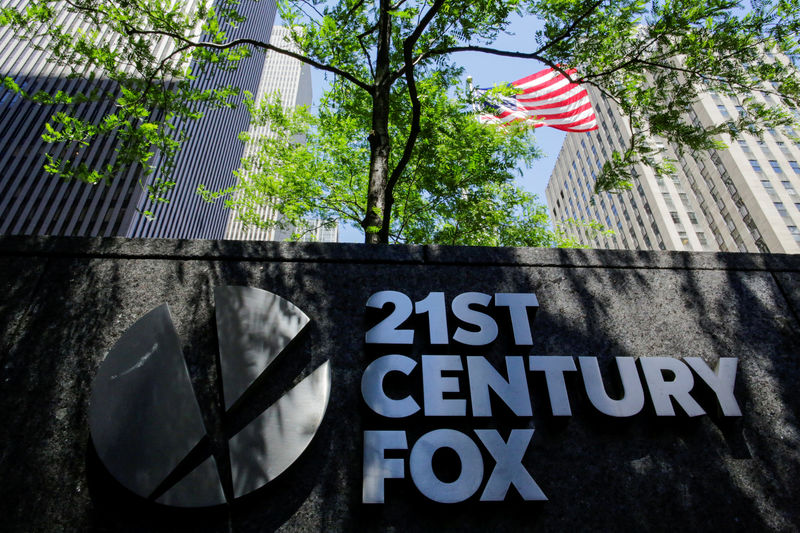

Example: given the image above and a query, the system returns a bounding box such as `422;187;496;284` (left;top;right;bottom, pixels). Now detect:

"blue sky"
298;15;568;242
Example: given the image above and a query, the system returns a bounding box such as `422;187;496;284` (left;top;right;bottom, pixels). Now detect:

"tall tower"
546;77;800;254
0;0;277;239
223;26;336;243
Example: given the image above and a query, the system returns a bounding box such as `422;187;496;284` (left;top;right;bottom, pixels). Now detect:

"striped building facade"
224;27;336;243
0;0;276;239
546;77;800;254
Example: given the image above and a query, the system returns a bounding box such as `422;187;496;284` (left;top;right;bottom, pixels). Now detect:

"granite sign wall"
0;236;798;532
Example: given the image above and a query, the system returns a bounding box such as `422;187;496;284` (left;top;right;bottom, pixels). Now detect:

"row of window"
749;159;800;174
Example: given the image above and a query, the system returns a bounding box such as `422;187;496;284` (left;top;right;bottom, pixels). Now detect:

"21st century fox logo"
88;287;330;507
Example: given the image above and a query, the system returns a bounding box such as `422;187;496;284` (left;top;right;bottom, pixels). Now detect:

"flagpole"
466;76;477;113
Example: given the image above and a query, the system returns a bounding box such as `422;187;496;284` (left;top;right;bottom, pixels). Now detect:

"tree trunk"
362;0;393;244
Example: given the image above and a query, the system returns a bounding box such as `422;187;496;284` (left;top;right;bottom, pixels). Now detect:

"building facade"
223;27;337;243
546;81;800;254
0;0;276;239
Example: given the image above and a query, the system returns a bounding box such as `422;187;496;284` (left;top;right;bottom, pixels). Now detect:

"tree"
200;62;602;245
2;0;799;243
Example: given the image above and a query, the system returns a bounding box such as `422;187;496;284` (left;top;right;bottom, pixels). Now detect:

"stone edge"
1;235;799;271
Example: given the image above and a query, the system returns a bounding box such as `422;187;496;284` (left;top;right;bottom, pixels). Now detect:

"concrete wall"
0;236;798;532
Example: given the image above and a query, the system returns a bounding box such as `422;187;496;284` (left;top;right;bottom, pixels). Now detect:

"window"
688;212;699;224
790;161;800;174
678;231;690;245
738;140;752;153
775;202;789;217
679;192;690;206
750;159;763;172
770;160;783;173
670;211;680;223
783;181;797;196
735;105;746;116
697;232;708;246
717;105;729;118
789;226;800;242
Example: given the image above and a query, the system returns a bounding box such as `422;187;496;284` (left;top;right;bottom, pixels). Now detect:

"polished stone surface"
1;236;799;532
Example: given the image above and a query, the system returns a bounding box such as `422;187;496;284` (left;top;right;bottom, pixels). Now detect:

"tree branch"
379;0;446;242
126;29;374;93
531;0;606;57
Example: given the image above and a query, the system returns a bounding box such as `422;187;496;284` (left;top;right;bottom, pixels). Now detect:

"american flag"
476;68;598;132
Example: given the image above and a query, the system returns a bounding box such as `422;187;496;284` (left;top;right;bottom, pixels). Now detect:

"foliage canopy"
1;0;799;243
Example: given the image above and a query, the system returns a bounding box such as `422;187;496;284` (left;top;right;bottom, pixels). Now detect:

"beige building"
546;81;800;254
224;26;337;243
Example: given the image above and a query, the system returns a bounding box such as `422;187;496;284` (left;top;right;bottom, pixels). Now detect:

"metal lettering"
409;429;483;503
529;356;577;416
467;356;532;417
640;357;705;417
452;292;498;346
684;357;742;416
422;355;466;416
579;357;645;417
362;430;408;504
475;429;547;501
494;293;539;345
361;355;421;418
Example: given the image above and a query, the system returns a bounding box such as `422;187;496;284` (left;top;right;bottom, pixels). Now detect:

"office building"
546;81;800;254
0;0;276;239
224;27;337;242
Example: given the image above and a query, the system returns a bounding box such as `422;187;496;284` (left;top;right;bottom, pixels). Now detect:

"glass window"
770;160;783;173
717;105;730;118
788;226;800;242
735;105;746;116
688;212;698;224
670;211;680;223
783;181;797;195
697;232;708;245
790;161;800;173
678;231;689;245
750;159;763;172
775;202;789;217
738;140;752;153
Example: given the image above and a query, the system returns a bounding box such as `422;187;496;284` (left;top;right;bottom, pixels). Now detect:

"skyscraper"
224;26;337;243
0;0;276;239
546;80;800;254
